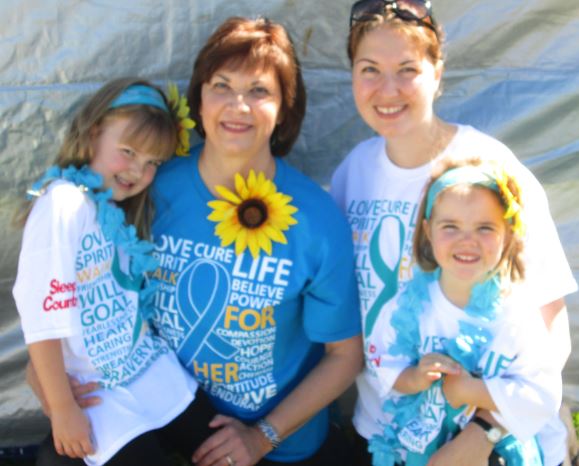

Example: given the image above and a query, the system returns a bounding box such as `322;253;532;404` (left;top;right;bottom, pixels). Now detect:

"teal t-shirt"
150;146;361;461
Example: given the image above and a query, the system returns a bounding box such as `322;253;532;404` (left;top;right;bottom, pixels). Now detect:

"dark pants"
351;430;405;466
37;390;354;466
256;423;355;466
351;430;373;466
37;390;216;466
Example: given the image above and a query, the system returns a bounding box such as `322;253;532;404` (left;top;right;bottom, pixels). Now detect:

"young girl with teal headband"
367;157;562;466
13;78;209;466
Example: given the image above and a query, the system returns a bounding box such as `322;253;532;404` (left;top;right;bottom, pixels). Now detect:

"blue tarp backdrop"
0;0;577;448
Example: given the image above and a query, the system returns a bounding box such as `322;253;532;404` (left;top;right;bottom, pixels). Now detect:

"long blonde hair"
17;77;178;238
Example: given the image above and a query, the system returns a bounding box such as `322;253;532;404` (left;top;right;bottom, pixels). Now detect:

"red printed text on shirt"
43;279;77;311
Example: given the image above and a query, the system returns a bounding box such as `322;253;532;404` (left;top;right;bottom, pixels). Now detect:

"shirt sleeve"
486;303;562;442
510;161;577;367
329;160;347;210
13;182;90;344
301;201;361;343
511;161;577;306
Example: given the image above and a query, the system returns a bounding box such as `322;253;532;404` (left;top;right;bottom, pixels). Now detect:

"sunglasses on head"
349;0;438;37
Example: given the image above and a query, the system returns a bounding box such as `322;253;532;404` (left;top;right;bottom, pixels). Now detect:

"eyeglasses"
349;0;438;37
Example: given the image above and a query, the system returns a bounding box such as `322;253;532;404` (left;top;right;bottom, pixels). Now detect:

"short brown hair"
413;156;525;284
187;17;306;156
347;10;444;66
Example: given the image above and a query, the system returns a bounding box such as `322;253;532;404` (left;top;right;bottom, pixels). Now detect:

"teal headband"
425;166;499;219
109;84;169;112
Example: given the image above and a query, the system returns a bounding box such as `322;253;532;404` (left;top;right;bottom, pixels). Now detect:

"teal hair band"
109;84;169;112
425;166;499;219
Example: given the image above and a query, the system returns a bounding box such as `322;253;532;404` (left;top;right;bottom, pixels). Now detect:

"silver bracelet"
255;418;281;449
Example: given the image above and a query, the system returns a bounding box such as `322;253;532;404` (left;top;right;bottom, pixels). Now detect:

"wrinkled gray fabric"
0;0;577;447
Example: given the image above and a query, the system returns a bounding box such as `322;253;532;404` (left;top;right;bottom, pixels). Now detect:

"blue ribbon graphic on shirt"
176;258;237;368
365;215;405;337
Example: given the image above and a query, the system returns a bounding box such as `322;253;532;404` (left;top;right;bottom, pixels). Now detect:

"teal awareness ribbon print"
111;249;143;348
365;215;405;337
176;258;238;367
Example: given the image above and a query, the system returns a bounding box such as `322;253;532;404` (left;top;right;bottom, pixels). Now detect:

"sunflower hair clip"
207;170;298;259
493;168;525;237
167;83;196;156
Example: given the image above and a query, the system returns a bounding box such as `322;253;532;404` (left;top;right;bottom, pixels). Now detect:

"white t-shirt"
330;125;577;460
13;180;198;466
369;279;560;457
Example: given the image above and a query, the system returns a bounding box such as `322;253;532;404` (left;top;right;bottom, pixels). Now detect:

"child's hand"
442;370;473;408
395;353;461;393
51;402;94;458
415;353;462;390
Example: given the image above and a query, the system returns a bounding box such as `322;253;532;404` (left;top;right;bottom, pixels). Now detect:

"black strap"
471;415;493;432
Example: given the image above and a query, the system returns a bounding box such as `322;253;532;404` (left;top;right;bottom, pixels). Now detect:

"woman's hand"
51;401;94;458
68;377;101;409
26;361;101;416
426;420;491;466
192;335;363;466
192;415;271;466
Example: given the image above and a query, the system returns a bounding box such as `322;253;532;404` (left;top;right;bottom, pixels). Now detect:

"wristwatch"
255;418;281;449
471;416;503;444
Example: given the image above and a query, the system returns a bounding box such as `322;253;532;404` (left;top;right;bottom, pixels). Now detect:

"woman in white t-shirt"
330;1;577;465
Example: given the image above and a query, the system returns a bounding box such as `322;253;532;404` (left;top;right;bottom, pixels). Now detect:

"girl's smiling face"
424;186;508;304
89;117;162;201
351;25;442;140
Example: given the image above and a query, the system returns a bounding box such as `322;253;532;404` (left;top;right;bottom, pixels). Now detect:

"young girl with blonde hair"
368;157;561;465
14;78;213;466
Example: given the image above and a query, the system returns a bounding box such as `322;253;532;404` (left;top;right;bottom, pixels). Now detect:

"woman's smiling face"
352;25;442;139
199;65;283;160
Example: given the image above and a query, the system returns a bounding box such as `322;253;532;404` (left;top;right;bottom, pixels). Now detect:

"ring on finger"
225;455;235;466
